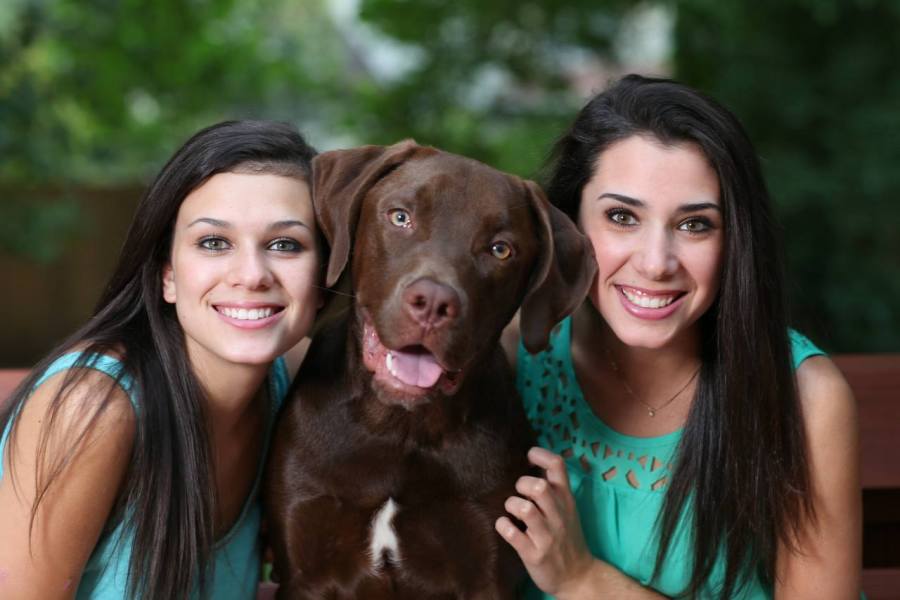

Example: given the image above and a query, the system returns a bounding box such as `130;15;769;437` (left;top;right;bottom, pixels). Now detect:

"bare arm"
775;356;861;598
496;447;668;599
0;370;135;599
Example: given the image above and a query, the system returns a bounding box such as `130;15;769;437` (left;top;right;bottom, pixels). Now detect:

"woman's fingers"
497;448;594;595
505;495;552;545
495;515;535;559
515;475;564;530
528;446;573;490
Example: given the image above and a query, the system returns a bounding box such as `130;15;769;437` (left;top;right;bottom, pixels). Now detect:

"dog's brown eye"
490;241;512;260
388;209;412;228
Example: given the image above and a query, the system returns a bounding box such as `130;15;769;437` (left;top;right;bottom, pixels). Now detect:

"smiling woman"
0;121;320;599
498;75;861;599
579;136;724;353
163;171;321;370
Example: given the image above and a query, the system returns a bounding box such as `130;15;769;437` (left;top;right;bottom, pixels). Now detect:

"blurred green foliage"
0;193;81;262
350;0;634;175
674;0;900;350
1;0;897;350
0;0;341;182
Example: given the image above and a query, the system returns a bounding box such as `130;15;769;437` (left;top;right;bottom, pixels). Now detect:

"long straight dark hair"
0;120;316;599
544;75;812;597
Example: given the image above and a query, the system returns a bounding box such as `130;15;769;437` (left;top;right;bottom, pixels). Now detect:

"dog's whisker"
313;285;357;299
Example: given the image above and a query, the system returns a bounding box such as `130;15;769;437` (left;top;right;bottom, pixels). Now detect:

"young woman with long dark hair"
498;75;860;598
0;120;321;599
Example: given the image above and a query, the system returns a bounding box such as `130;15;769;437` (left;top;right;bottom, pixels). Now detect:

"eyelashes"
606;208;638;227
604;208;717;234
195;236;306;252
678;217;715;233
197;236;229;251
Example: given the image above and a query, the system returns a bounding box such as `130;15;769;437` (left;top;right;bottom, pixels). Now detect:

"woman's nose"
635;228;679;280
226;249;274;289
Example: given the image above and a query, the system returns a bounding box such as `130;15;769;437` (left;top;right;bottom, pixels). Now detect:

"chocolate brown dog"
265;141;595;599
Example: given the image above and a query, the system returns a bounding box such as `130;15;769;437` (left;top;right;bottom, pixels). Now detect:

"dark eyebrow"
598;193;643;207
677;202;721;214
598;194;720;213
186;218;312;232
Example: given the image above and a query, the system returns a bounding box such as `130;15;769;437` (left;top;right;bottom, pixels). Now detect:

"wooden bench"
833;355;900;600
2;356;899;598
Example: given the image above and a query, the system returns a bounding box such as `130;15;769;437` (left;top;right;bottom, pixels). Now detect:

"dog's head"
314;140;596;408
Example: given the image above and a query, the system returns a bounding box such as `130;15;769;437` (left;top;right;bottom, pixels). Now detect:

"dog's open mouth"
361;319;462;405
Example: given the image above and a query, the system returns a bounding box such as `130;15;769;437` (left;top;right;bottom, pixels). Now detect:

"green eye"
199;237;228;250
491;241;512;260
388;209;412;228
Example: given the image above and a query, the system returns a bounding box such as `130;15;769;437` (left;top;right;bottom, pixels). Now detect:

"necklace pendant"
648;408;656;417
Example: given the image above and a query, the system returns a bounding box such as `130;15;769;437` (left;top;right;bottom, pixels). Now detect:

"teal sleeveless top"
0;352;291;599
517;319;825;599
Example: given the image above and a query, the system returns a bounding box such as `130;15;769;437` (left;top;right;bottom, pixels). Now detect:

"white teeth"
621;288;677;309
386;352;397;377
220;307;275;320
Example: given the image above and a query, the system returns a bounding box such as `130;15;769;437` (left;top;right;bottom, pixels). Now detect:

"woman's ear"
162;264;176;304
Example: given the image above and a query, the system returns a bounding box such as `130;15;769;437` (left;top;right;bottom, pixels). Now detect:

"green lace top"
516;318;825;599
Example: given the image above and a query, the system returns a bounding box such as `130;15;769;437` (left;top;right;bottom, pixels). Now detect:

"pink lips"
615;285;685;321
213;303;285;330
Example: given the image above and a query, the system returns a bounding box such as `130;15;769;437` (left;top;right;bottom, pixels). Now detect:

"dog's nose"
403;278;461;329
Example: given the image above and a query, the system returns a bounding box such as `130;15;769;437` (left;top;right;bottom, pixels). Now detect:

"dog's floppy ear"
519;180;597;354
313;139;428;287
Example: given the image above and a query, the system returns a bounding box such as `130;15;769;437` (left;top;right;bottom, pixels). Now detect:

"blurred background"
1;0;898;367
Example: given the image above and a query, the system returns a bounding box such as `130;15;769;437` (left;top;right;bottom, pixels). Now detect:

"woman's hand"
495;446;594;597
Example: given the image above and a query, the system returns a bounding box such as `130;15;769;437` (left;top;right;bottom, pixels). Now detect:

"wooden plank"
862;568;900;600
832;355;900;490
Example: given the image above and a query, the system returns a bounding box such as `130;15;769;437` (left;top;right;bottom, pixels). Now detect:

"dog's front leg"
269;494;378;600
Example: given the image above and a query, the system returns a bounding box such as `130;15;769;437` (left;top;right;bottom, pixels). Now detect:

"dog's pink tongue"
390;350;444;388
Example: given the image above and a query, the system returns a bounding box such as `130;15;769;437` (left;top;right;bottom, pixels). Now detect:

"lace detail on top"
518;319;681;494
517;322;825;495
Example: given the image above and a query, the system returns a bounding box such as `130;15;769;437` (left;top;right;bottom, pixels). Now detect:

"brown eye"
678;218;712;233
388;209;412;228
490;241;512;260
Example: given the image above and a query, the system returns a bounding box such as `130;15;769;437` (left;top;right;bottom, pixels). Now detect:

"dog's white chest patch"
369;498;401;572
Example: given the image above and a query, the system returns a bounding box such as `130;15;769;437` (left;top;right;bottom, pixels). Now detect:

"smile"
216;306;278;321
620;287;680;309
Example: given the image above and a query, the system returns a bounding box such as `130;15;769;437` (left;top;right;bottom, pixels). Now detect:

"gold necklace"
605;350;701;417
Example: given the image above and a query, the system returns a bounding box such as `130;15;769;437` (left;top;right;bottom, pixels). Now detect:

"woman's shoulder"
795;354;856;426
788;329;825;369
787;330;854;423
0;364;136;596
8;348;139;463
23;357;138;451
